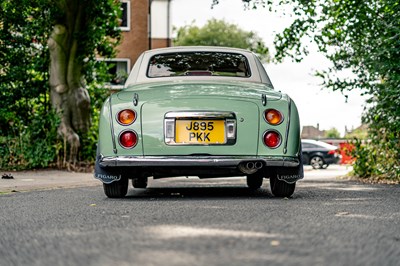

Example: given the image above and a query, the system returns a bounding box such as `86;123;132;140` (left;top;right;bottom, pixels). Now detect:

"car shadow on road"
122;186;279;200
107;177;398;201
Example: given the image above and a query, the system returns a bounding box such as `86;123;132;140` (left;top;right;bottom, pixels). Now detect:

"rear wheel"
132;177;148;189
310;156;324;169
103;178;128;198
246;173;263;189
270;175;296;198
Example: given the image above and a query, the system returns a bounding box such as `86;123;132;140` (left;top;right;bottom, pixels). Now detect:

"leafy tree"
221;0;399;180
174;19;270;61
47;0;120;163
344;125;368;140
0;0;120;167
0;0;51;135
324;127;341;139
0;0;56;169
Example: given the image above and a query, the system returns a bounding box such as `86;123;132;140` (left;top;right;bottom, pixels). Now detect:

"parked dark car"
301;139;341;169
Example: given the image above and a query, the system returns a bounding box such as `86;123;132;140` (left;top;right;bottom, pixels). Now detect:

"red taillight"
119;131;138;148
328;150;336;155
263;131;281;148
117;109;136;125
264;109;283;125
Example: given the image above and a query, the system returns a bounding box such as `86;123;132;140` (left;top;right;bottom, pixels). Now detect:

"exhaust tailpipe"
255;161;263;169
246;162;255;170
239;161;263;174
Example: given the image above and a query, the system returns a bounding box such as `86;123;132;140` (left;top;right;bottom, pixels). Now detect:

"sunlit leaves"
236;0;399;179
174;19;270;62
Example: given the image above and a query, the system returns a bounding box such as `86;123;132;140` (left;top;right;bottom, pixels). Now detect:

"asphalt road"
0;166;399;266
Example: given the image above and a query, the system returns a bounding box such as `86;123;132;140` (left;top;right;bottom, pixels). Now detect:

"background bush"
0;1;115;171
0;87;109;171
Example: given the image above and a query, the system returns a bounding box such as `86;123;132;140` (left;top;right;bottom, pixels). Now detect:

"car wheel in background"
103;178;128;198
246;173;263;189
132;177;148;189
270;175;296;197
310;156;325;169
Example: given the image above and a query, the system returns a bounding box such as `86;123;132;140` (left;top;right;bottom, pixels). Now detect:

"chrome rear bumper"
99;155;300;168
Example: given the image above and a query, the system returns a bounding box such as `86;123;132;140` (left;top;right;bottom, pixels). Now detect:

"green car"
95;46;303;198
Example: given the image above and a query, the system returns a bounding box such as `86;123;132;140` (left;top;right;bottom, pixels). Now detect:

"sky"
170;0;367;136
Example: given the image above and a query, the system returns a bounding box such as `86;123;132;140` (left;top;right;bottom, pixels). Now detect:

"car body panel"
95;46;303;188
98;83;300;158
141;98;259;155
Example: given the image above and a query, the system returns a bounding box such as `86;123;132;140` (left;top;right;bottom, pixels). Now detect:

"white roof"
301;139;339;150
124;46;273;86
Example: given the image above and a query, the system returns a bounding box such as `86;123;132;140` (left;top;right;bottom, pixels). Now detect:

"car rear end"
94;47;303;197
325;148;342;165
96;82;301;179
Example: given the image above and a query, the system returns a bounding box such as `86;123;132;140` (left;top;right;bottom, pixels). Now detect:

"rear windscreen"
147;52;251;78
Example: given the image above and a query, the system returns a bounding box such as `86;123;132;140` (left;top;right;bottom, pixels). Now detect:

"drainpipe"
148;0;152;50
167;0;171;47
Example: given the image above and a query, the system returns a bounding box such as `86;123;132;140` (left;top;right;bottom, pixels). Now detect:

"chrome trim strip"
164;111;237;146
283;96;291;154
99;155;299;168
165;111;235;119
108;97;117;154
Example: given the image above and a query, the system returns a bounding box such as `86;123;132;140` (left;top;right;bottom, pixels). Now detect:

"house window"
119;0;130;31
99;58;130;89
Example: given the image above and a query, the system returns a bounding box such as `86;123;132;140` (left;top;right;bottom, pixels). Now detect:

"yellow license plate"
175;120;226;144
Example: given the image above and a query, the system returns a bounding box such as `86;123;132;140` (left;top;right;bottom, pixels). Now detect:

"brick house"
101;0;172;89
301;124;326;139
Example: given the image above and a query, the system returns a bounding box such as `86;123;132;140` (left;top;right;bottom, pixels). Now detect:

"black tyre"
270;175;296;198
132;177;148;189
246;174;263;189
103;178;128;198
310;156;324;169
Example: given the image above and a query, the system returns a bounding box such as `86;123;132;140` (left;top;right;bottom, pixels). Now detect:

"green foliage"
238;0;400;180
344;125;368;140
79;81;111;163
0;0;52;137
351;138;399;182
79;60;116;163
0;0;55;170
324;127;341;138
61;0;122;77
0;0;121;170
174;19;270;62
350;140;375;178
0;108;60;170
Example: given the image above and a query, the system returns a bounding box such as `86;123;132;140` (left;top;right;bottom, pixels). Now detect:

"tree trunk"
48;4;91;166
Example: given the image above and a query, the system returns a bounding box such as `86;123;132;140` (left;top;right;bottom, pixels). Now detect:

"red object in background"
339;142;355;164
324;140;355;164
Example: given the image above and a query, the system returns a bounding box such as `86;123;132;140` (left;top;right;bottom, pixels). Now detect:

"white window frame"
119;0;131;31
97;58;131;89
